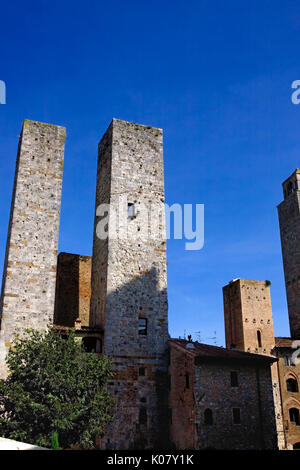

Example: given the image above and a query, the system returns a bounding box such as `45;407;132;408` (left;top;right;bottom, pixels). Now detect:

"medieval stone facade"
169;339;277;449
89;119;169;449
0;119;299;450
278;169;300;339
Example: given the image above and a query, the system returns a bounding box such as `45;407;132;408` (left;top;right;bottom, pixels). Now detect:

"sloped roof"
275;337;295;348
170;338;277;364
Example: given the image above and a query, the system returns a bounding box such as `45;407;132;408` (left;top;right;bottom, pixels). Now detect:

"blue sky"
0;0;300;345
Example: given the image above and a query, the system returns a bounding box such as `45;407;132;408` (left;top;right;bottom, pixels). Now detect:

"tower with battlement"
277;169;300;339
90;118;169;449
0;119;65;378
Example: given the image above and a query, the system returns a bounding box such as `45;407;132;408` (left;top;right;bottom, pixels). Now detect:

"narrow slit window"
257;330;262;348
185;373;190;389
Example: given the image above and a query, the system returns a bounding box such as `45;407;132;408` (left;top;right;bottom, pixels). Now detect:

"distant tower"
0;120;65;378
90;119;169;449
277;169;300;339
223;278;275;354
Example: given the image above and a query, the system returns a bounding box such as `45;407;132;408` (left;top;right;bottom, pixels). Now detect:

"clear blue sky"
0;0;299;345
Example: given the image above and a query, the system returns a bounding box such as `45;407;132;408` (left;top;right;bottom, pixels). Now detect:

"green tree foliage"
0;328;114;449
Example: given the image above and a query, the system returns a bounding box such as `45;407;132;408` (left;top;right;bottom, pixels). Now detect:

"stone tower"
223;278;275;354
90;119;169;449
277;169;300;339
0;119;65;378
223;278;285;449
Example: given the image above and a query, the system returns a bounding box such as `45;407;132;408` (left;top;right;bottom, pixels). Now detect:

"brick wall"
54;252;91;327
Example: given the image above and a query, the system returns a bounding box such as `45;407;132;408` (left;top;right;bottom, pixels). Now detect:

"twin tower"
0;119;169;448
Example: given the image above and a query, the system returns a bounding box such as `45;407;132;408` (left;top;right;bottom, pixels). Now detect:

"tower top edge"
110;118;163;132
282;169;300;186
22;119;66;133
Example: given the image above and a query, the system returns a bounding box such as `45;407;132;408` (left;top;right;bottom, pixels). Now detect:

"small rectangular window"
138;318;147;335
139;367;146;376
233;408;241;424
185;373;190;389
128;203;135;218
231;371;238;387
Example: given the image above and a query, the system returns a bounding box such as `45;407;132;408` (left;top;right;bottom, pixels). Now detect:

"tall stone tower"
277;169;300;339
0;119;65;378
90;119;169;449
223;278;275;354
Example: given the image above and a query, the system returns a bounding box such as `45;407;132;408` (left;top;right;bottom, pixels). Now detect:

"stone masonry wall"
168;344;197;449
274;348;300;449
0;119;65;378
90;119;169;449
195;361;277;449
223;279;275;354
54;252;91;327
277;170;300;339
223;278;285;448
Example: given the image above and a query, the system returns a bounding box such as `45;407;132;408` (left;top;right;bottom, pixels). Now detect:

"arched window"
289;408;300;425
204;408;213;425
287;378;298;393
257;330;262;348
287;181;294;196
293;442;300;449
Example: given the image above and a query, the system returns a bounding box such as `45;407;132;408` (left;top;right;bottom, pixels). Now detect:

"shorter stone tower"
223;278;285;449
223;278;275;354
277;169;300;339
0;120;65;378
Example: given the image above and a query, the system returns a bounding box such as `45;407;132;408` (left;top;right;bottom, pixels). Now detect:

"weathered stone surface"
223;278;285;449
169;339;277;450
223;279;275;355
90;119;169;449
273;338;300;450
277;169;300;339
0;119;65;378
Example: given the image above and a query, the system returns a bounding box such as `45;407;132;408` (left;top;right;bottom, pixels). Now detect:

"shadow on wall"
54;253;80;327
100;265;170;450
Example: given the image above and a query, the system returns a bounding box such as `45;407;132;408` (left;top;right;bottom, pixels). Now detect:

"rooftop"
170;338;277;364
